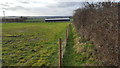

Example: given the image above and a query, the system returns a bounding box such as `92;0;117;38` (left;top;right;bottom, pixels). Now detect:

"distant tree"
20;16;27;20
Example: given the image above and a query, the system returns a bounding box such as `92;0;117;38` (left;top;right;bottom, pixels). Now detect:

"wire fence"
58;24;70;67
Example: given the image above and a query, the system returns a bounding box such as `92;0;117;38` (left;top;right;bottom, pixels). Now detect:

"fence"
58;24;70;67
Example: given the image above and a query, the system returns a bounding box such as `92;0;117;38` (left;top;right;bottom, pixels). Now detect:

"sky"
0;0;119;16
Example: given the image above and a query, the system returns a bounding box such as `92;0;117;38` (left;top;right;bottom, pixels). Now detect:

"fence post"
59;38;62;68
66;24;70;43
66;29;68;41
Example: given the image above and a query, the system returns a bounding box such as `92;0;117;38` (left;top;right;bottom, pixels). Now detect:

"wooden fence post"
59;38;62;68
66;29;68;41
66;24;70;42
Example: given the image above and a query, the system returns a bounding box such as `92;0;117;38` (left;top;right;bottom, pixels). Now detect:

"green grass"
0;23;2;67
2;22;69;66
63;24;97;66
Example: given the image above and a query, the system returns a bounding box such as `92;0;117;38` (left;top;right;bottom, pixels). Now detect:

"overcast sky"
0;0;119;16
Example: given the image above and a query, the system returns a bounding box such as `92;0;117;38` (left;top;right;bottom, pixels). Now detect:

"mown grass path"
63;24;97;66
63;24;76;66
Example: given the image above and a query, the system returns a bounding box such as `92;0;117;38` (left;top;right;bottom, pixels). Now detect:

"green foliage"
0;23;2;67
25;18;45;22
2;22;69;66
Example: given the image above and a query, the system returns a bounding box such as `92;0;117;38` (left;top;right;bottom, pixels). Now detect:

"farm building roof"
45;18;70;20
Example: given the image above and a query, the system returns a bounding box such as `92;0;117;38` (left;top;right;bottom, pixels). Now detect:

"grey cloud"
57;2;82;8
0;2;13;7
29;6;75;16
47;2;82;8
16;0;30;4
0;4;9;7
44;2;82;15
2;6;27;11
20;2;29;4
1;1;83;16
2;7;8;10
23;2;82;16
0;2;15;10
10;6;25;10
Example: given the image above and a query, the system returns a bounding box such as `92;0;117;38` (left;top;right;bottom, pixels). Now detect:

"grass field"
0;23;2;67
2;22;69;66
